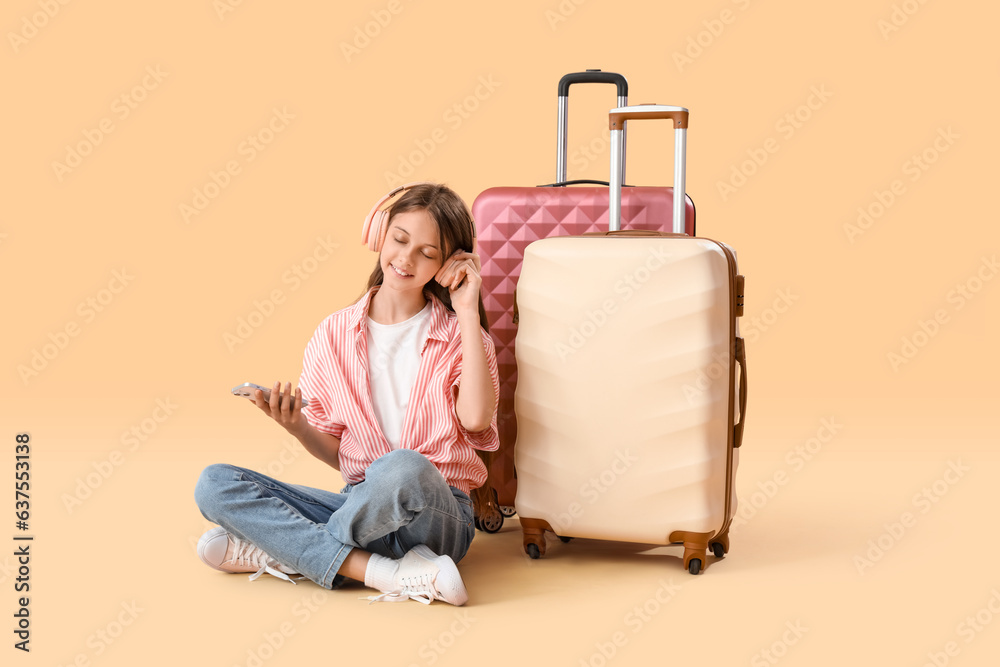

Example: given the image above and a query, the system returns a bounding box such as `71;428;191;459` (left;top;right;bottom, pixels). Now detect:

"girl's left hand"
438;250;482;315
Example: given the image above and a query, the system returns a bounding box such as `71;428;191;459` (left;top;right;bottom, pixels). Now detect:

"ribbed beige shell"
513;236;738;543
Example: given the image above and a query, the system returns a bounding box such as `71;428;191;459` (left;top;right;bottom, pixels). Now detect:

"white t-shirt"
366;301;432;449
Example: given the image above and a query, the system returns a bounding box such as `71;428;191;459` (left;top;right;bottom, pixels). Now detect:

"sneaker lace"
364;572;438;605
229;536;297;585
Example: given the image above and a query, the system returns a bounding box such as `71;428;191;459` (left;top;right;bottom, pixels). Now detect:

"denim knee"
194;463;240;515
366;449;440;489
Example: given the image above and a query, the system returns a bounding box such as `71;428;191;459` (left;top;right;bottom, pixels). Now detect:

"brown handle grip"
609;107;689;130
733;337;747;448
578;230;687;238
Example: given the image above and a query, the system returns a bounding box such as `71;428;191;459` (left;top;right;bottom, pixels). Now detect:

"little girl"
194;183;499;606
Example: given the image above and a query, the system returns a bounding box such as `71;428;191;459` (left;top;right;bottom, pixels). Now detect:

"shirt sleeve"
298;318;346;439
450;327;500;452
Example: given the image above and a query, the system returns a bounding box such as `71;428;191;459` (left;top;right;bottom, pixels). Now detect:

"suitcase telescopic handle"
608;105;689;233
557;70;628;185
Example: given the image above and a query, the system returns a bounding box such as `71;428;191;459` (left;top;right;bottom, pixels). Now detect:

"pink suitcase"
512;104;746;574
472;72;696;531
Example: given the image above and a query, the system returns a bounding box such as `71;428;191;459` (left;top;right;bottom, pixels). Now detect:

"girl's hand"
438;250;482;316
251;381;308;437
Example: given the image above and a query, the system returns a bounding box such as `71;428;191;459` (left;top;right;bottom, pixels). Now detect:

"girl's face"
380;209;444;293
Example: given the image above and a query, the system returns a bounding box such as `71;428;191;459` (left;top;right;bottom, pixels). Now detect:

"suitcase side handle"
608;104;689;233
734;337;747;448
557;70;628;185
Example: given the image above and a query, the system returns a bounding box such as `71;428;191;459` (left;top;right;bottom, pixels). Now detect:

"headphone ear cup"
361;215;372;248
435;255;455;284
362;181;429;253
370;209;389;252
434;237;479;285
362;209;393;252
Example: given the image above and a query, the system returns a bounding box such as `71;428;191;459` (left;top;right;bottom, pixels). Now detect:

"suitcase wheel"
520;518;548;557
475;507;504;534
499;505;516;517
688;558;702;575
711;542;726;559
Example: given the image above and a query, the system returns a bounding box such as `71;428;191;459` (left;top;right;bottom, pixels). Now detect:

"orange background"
2;1;998;665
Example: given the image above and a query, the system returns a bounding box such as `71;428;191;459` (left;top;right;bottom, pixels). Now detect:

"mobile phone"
231;382;310;407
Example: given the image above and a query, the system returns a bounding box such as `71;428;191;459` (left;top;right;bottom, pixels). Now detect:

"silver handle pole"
673;127;686;234
609;127;623;231
617;93;627;186
555;73;629;184
557;96;569;183
608;104;689;234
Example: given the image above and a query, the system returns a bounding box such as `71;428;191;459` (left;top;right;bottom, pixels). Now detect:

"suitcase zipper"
700;238;743;539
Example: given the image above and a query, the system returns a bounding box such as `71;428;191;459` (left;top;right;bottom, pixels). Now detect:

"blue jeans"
194;448;476;589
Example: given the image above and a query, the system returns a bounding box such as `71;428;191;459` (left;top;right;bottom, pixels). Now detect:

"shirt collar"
350;285;453;343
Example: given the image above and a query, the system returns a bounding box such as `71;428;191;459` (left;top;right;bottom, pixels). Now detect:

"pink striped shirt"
298;285;500;495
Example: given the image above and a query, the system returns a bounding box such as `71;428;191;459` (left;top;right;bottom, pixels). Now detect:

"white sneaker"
197;526;302;585
366;545;468;606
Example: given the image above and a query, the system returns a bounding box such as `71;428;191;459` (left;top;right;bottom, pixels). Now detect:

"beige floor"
25;446;1000;666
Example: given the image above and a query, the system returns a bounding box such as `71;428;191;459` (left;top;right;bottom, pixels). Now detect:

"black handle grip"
557;70;628;98
537;179;636;188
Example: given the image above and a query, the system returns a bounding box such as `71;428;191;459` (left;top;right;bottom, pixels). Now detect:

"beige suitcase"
512;105;747;574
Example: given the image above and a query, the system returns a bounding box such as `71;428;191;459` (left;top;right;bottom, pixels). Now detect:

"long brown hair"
357;183;498;522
